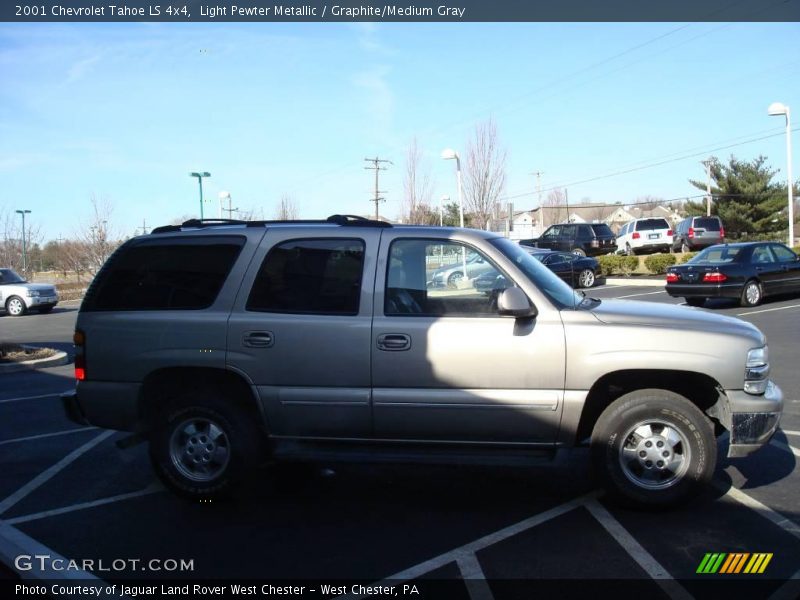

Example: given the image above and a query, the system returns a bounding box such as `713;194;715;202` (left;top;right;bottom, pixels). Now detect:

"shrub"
620;256;639;275
679;252;698;264
597;254;622;276
643;253;677;274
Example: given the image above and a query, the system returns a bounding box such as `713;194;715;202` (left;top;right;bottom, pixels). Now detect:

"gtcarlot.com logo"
696;552;773;574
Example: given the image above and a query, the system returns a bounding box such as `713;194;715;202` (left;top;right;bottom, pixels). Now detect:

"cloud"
66;54;101;83
350;23;395;56
352;65;394;135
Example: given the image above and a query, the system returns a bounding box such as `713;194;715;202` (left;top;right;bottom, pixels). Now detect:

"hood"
590;299;764;345
21;283;57;293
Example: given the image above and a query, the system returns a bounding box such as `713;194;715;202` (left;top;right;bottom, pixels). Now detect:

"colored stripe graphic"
699;553;773;574
744;553;773;574
697;553;727;573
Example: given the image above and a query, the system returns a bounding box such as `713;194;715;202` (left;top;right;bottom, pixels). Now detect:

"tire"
149;390;266;500
38;306;54;314
577;268;595;289
5;296;27;317
591;389;716;508
572;248;587;257
740;279;762;307
447;271;464;288
685;297;705;307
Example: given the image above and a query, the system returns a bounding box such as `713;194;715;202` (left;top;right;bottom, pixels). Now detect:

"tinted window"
694;217;721;231
542;225;560;238
85;237;244;311
590;224;614;237
689;246;742;264
0;269;26;284
247;238;365;315
561;224;577;237
635;218;670;231
751;246;775;264
578;225;592;238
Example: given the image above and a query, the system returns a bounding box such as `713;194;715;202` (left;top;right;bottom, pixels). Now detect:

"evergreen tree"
686;155;788;238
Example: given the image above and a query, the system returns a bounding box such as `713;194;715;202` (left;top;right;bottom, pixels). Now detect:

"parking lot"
1;287;799;599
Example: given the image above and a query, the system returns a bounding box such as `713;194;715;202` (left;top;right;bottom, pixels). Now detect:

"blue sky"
0;21;798;241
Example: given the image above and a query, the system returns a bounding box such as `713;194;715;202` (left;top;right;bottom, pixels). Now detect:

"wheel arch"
574;369;724;445
139;367;267;433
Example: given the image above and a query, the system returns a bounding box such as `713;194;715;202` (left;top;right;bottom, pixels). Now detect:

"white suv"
0;268;59;316
616;218;673;255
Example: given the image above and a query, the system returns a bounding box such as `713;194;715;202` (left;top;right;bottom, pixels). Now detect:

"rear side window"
635;219;670;231
694;217;721;231
83;237;244;311
247;238;365;315
590;224;614;237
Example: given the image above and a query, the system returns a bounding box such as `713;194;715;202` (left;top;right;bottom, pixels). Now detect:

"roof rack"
150;214;392;234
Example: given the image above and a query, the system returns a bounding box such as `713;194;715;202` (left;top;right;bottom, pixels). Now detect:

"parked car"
615;218;673;255
63;215;782;508
519;222;616;257
428;251;495;288
665;242;800;307
476;249;602;291
672;215;725;253
0;268;59;316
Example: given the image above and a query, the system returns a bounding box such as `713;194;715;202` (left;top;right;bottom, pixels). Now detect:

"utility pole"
565;188;570;223
15;209;31;272
702;158;713;216
221;193;238;219
364;157;392;220
532;170;544;233
138;219;149;235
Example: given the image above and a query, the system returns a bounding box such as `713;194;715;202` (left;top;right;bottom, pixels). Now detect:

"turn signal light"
703;272;727;283
666;273;679;283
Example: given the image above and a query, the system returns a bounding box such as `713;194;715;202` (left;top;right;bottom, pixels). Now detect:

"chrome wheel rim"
7;298;23;315
169;417;231;482
618;420;690;490
579;269;594;288
745;283;760;305
447;272;463;287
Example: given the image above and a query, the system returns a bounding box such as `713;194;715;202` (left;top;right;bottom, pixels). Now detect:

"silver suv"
62;216;783;507
0;268;59;316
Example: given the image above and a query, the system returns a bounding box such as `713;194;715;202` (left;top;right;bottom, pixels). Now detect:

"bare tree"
544;188;567;227
274;194;298;220
634;195;664;211
463;119;507;230
76;195;122;275
402;138;436;225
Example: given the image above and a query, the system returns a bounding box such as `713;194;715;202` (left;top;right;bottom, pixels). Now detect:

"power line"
502;127;800;203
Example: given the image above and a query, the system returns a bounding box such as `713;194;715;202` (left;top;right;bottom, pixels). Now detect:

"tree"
274;194;298;220
464;118;507;230
687;155;788;238
441;201;472;227
543;188;567;226
78;196;120;274
401;138;436;225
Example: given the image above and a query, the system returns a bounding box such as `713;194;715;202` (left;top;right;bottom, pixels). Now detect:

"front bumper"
725;381;783;458
27;295;59;307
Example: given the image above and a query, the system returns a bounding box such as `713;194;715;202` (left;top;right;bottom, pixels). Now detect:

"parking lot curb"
605;278;665;288
0;349;69;374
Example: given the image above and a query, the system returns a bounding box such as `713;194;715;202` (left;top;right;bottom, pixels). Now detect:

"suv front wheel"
591;389;715;507
149;391;266;500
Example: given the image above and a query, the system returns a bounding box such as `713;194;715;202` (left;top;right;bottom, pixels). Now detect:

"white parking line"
0;391;71;404
770;439;800;458
0;522;101;581
337;493;597;599
6;483;164;525
585;500;692;600
737;304;800;316
715;482;800;541
0;427;97;447
0;431;114;515
613;291;667;299
782;430;800;437
456;553;494;600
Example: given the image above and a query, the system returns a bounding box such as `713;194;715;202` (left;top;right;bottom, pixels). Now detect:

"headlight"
26;289;40;297
744;346;769;395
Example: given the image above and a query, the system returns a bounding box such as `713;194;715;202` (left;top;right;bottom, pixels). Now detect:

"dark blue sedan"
665;242;800;307
475;248;603;293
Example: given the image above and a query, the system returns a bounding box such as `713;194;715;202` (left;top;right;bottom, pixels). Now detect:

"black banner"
2;0;800;23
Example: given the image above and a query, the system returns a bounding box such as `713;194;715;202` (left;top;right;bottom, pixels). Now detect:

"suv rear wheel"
149;390;266;500
591;389;715;507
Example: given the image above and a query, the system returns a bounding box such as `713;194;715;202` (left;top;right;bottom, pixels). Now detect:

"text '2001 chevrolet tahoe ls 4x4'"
62;215;783;507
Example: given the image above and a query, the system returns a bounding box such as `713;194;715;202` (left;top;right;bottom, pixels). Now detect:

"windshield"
689;245;742;264
635;218;670;231
0;268;26;284
491;238;583;309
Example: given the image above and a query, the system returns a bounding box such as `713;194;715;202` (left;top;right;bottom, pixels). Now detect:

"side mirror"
497;287;537;318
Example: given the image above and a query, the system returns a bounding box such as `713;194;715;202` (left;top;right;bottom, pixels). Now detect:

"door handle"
243;331;274;348
376;333;411;351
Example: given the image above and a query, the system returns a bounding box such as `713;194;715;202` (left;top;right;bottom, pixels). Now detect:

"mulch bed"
0;343;57;364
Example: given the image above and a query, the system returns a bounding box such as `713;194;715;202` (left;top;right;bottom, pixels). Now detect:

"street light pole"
439;195;449;227
442;149;467;283
768;102;794;247
15;209;31;272
190;172;211;220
